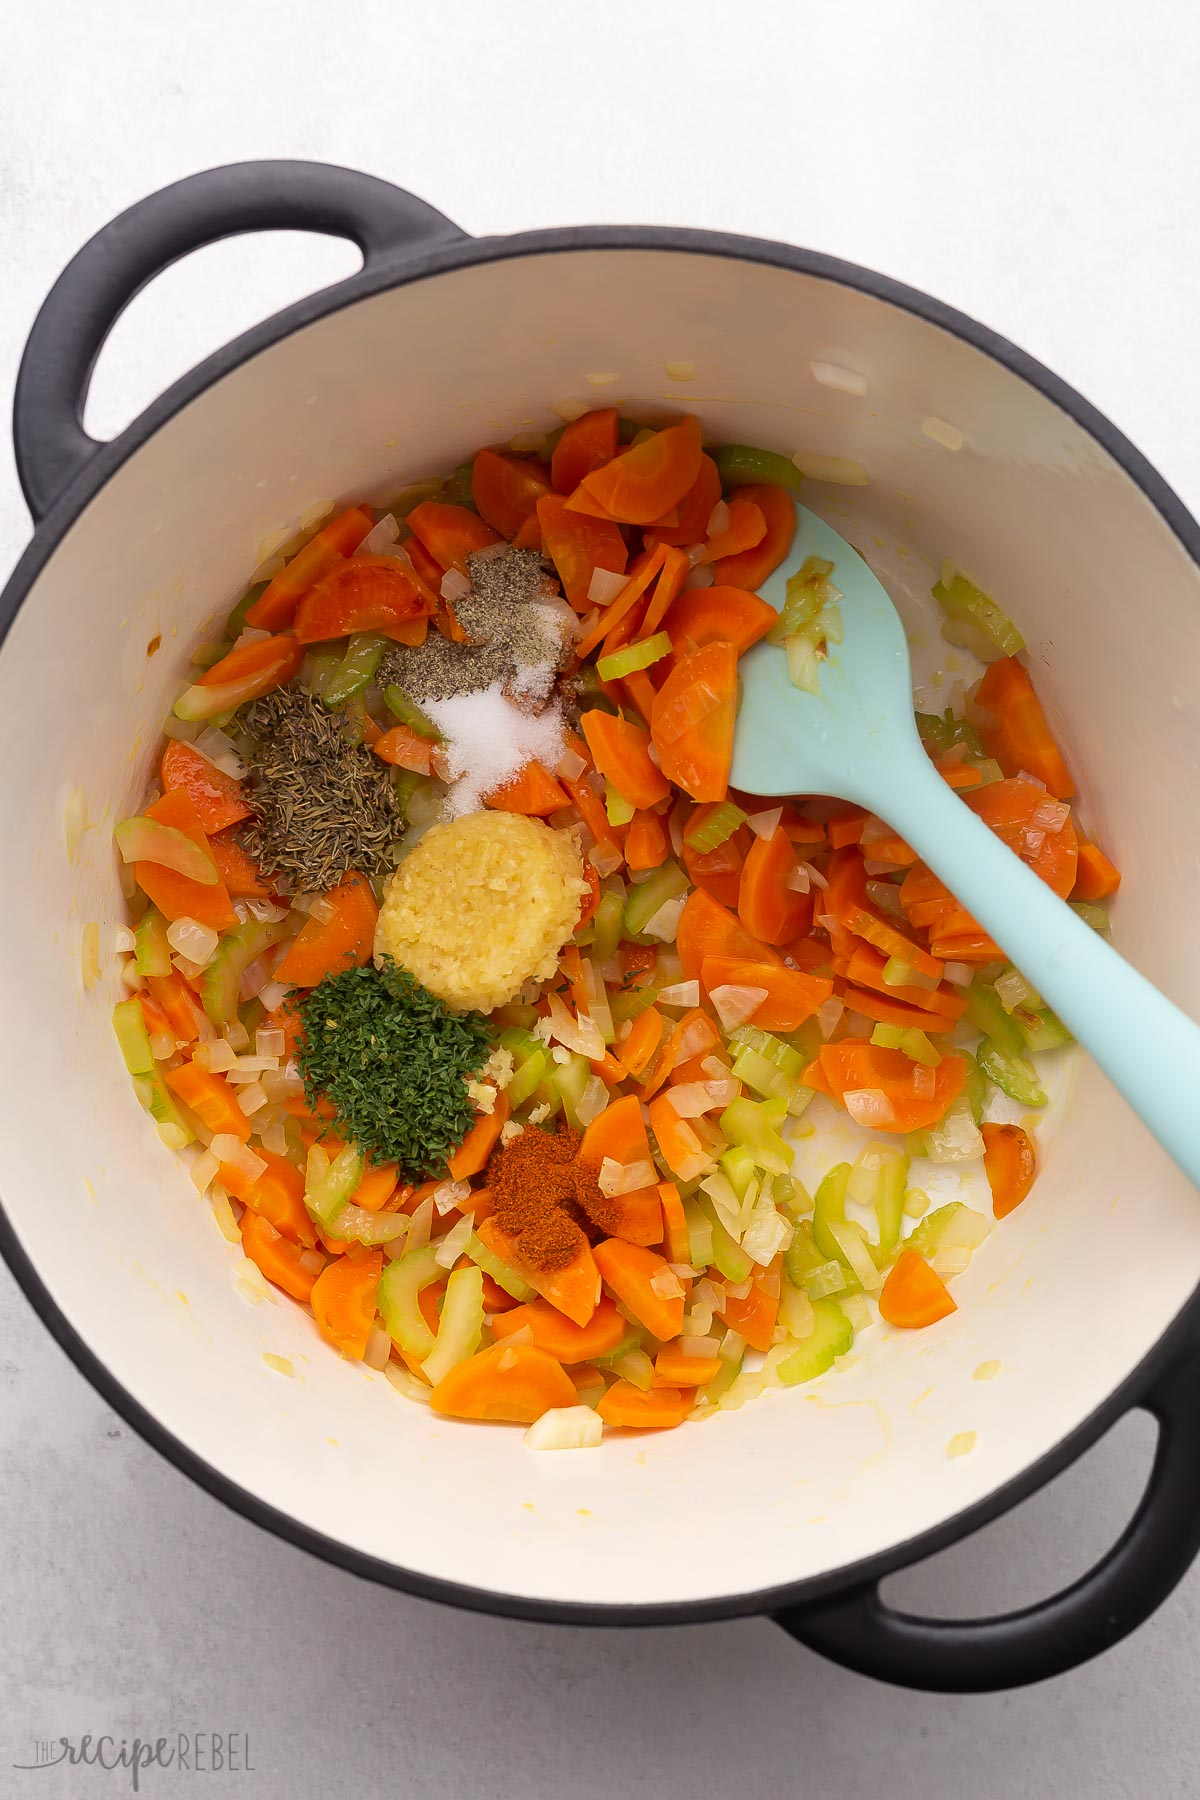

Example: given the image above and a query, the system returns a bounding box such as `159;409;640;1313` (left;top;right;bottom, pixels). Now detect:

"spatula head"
730;503;920;803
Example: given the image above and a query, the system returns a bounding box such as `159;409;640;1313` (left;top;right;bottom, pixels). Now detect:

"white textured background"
2;2;1199;1794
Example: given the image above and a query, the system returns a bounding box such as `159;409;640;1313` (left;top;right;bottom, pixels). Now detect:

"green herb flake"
295;958;492;1178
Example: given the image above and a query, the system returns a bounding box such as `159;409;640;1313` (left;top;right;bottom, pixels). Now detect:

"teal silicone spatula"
731;502;1200;1188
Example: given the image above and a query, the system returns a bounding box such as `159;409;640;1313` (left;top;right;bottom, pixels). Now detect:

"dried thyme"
240;687;402;892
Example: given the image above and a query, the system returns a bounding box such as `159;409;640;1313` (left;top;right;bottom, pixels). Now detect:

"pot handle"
772;1331;1200;1691
13;159;466;522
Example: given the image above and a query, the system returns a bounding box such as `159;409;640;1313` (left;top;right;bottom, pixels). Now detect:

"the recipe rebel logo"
12;1731;254;1790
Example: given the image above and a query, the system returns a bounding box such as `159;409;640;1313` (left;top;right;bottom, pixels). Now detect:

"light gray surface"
2;2;1200;1793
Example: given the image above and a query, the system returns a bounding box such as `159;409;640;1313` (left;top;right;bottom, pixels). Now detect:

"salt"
424;681;566;818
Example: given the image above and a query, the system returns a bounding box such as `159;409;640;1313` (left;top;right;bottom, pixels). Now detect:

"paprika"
486;1122;617;1270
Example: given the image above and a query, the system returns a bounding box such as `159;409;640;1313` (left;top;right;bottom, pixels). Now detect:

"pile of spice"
240;686;402;892
295;958;492;1177
485;1121;618;1272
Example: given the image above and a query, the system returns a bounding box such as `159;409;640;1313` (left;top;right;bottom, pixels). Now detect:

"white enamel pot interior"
2;167;1200;1657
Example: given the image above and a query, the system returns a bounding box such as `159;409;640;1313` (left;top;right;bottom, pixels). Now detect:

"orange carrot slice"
430;1342;577;1423
982;1121;1037;1219
274;872;378;987
650;640;737;803
879;1250;956;1328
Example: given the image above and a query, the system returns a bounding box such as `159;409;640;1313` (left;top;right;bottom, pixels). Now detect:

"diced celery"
778;1276;813;1336
965;977;1026;1057
1071;900;1111;932
908;1202;990;1263
701;1352;744;1403
712;443;803;492
812;1164;881;1292
225;582;268;637
719;1144;757;1199
532;1079;562;1121
496;1024;544;1059
378;1244;444;1359
977;1037;1048;1108
718;1097;791;1174
384;684;442;739
323;633;389;709
591;891;625;964
728;1024;804;1077
391;768;421;816
685;802;748;854
112;997;156;1078
776;1299;853;1385
613;1348;655;1391
114;817;218;885
960;1052;986;1124
730;1044;798;1104
772;1172;813;1220
605;783;636;828
305;649;343;700
870;1022;942;1067
914;708;985;758
931;573;1024;661
593;1329;646;1369
697;1196;753;1283
786;1221;853;1298
610;982;660;1023
874;1149;908;1261
623;861;689;937
552;1052;592;1130
305;1142;365;1230
201;919;286;1028
134;907;172;978
1018;1005;1074;1053
422;1265;484;1385
506;1048;551;1111
465;1232;534;1302
682;1197;714;1269
597;632;672;682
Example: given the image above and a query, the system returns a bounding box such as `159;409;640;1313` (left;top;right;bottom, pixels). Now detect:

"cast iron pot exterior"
3;162;1200;1693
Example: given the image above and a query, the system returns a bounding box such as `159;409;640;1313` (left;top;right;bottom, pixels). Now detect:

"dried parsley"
295;957;492;1178
240;687;401;892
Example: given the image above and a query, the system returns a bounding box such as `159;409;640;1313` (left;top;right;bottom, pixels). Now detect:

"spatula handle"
870;757;1200;1188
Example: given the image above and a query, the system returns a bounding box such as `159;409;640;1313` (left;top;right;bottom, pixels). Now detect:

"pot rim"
2;218;1198;1626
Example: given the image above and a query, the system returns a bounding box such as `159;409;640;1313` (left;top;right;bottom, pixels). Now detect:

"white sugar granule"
424;682;566;818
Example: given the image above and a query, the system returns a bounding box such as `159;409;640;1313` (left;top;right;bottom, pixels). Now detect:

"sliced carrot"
160;740;250;834
245;505;375;631
485;760;569;816
682;806;752;908
737;825;812;945
841;904;943;982
828;807;866;849
651;640;737;804
551;408;618;494
717;1262;780;1352
636;1017;687;1104
577;859;602;929
676;887;782;984
471;448;552;540
406;500;503;574
165;1060;251;1142
221;1148;315;1246
374;723;435;774
702;497;766;563
431;1341;577;1423
145;968;205;1042
841;989;959;1033
580;711;670;810
536;494;628;610
662;584;778;661
589;1048;628;1087
1073;840;1121;901
196;632;303;700
475;1215;599;1327
491;1296;628;1362
620;668;659;727
448;1091;510;1181
597;1379;690;1429
644;453;722;547
843;943;966;1019
807;1041;969;1134
293;555;434;644
648;1093;714;1183
982;1122;1037;1219
658;1181;691;1264
938;757;984;791
654;1345;723;1387
699;955;831;1030
711;483;796;588
350;1161;399;1213
640;545;691;636
974;658;1074;799
274;872;378;987
209;830;271;898
568;415;703;525
879;1249;956;1329
401;532;445;590
616;1007;666;1080
133;789;238;932
625;807;669;871
593;1239;686;1341
310;1250;383;1359
598;1186;664;1247
579;1093;652;1167
861;831;918;867
240;1211;321;1303
574;544;666;660
967;778;1078;896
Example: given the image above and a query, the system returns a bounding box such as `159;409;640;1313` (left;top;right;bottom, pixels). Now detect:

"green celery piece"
112;997;156;1078
873;1149;908;1262
422;1265;484;1386
728;1024;804;1077
323;633;389;710
591;891;625;965
378;1244;444;1359
931;573;1025;660
384;684;442;739
444;462;477;509
1018;1005;1074;1053
552;1052;592;1130
960;1052;986;1124
978;1037;1048;1107
682;1196;715;1268
871;1023;942;1067
597;632;672;683
730;1044;797;1104
772;1172;813;1221
610;983;660;1024
785;1220;854;1297
965;977;1026;1057
605;783;636;828
701;1353;744;1403
915;711;954;755
812;1164;879;1290
697;1196;753;1283
712;443;803;492
1071;901;1110;933
718;1097;791;1174
532;1079;562;1121
718;1143;757;1199
114;817;218;885
305;649;343;701
505;1047;551;1111
392;768;422;815
778;1276;814;1336
496;1023;544;1058
329;1206;409;1246
465;1232;534;1302
685;801;748;854
623;860;689;938
777;1299;853;1385
340;694;367;747
306;1143;366;1230
200;920;286;1028
224;582;267;637
593;1328;646;1369
134;907;172;978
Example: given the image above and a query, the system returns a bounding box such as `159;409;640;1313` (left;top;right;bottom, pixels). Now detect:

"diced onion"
554;396;591;422
684;563;715;590
587;567;629;605
433;1214;475;1269
525;1405;603;1450
556;747;587;782
801;861;829;891
258;979;291;1013
816;996;844;1039
440;568;472;604
656;980;700;1010
546;992;606;1060
112;925;137;954
576;1076;610;1127
704;1077;739;1108
942;961;972;987
210;1136;267;1180
786;865;811;894
256;1027;286;1058
742;1205;792;1266
360;514;400;556
995;967;1039;1013
710;983;768;1031
433;1178;471;1217
843;1087;895;1128
587;841;624;880
236;1081;268;1116
680;1335;721;1358
786;633;820;693
166;917;219;965
706;500;731;537
643;894;687;942
599;1157;659;1197
668;1083;713;1119
927;1097;985;1163
189;1149;220;1193
1016;769;1047;789
650;1267;685;1300
746;808;783;841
